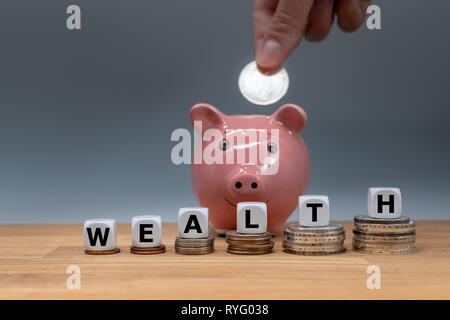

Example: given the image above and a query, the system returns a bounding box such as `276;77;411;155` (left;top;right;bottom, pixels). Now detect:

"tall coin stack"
176;208;215;255
175;236;215;255
227;202;274;255
283;195;346;255
283;222;346;255
353;188;416;254
226;230;274;255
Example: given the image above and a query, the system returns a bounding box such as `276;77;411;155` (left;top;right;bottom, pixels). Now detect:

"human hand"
253;0;371;73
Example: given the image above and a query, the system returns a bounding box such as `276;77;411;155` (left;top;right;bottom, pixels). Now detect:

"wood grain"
0;221;449;299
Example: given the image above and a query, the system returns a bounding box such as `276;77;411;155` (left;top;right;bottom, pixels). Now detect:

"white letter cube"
178;207;209;238
368;187;402;218
131;215;162;248
237;202;267;234
84;219;117;251
299;195;330;227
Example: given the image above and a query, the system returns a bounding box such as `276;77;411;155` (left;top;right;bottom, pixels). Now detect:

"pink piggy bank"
190;103;310;234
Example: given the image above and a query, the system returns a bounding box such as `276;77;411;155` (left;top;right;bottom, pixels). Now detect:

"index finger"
253;0;279;54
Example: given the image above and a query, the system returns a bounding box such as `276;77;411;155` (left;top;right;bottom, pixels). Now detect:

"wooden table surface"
0;221;449;299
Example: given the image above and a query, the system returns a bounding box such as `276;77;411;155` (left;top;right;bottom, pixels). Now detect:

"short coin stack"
175;236;215;255
283;222;346;255
226;231;274;255
352;215;416;254
130;245;166;255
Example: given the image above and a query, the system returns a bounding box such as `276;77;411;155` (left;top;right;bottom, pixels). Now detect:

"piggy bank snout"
230;174;265;197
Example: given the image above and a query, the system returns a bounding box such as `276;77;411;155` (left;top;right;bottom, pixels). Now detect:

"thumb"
256;0;315;73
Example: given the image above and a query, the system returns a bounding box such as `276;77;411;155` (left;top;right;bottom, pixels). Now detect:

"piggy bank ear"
190;103;226;133
271;104;307;133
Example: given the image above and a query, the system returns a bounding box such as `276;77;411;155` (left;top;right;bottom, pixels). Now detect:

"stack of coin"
175;236;215;255
352;215;416;254
226;231;274;255
130;245;165;255
282;222;346;255
85;248;120;255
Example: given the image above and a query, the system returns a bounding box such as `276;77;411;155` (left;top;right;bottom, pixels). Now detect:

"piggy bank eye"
267;142;278;153
219;139;230;151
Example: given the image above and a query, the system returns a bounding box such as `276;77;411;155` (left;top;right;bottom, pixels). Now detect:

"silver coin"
226;238;272;245
354;215;410;225
175;236;215;248
286;222;344;231
175;246;214;255
353;246;415;255
283;247;346;256
238;60;289;106
284;231;346;240
283;235;345;243
355;249;415;255
353;237;416;246
175;240;215;246
283;235;345;244
352;238;415;249
176;235;215;241
352;240;415;255
175;241;215;245
283;240;344;250
354;220;416;233
353;228;415;237
285;222;345;235
174;245;214;250
175;243;214;249
226;230;272;240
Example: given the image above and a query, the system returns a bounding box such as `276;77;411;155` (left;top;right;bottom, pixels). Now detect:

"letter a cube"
178;207;209;238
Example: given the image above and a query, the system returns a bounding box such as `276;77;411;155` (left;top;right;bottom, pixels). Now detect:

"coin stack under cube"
130;215;166;254
353;188;416;254
283;222;346;255
226;230;274;255
226;202;274;255
175;236;215;255
282;195;346;255
84;219;121;255
175;208;215;255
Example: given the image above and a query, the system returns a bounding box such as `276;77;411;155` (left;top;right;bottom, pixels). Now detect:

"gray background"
0;0;448;224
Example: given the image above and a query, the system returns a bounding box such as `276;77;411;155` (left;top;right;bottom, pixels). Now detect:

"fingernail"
256;39;281;70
